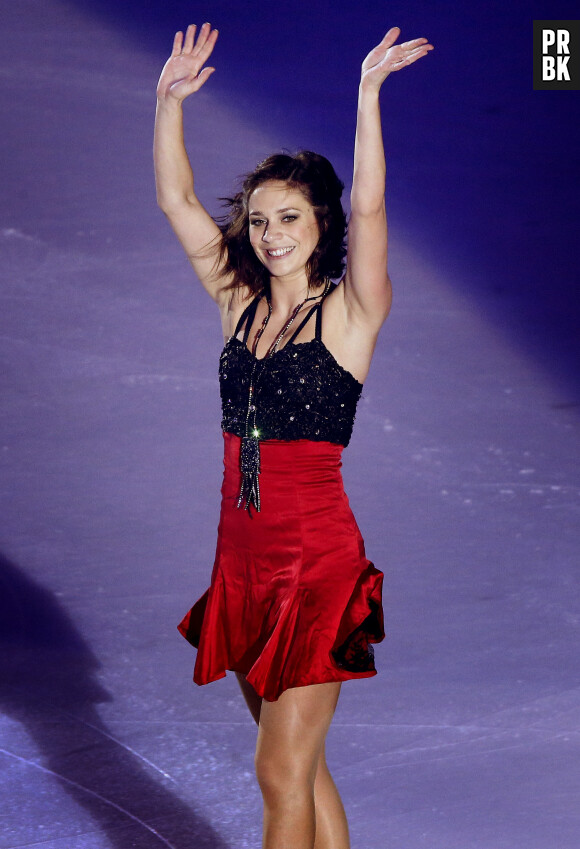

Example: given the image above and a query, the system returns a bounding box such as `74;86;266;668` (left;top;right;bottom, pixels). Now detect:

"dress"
178;291;385;702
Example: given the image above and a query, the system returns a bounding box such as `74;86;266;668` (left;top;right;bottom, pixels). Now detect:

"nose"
261;223;281;243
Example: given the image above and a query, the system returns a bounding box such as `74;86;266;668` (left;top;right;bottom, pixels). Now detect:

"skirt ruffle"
178;433;385;702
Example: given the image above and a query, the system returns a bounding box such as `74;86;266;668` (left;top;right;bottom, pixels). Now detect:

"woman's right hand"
156;23;219;103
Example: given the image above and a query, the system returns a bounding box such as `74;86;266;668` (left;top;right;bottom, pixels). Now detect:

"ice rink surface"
1;1;579;847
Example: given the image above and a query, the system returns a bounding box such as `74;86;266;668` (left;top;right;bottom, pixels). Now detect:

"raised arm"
344;27;433;328
154;23;232;303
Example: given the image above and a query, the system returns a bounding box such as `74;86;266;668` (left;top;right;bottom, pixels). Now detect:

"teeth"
267;247;294;257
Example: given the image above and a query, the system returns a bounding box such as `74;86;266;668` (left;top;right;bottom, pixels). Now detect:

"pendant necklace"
237;281;330;513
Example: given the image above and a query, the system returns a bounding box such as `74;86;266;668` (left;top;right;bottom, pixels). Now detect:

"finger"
362;26;401;69
183;23;196;53
196;66;216;86
193;29;218;67
405;44;434;61
378;26;401;49
193;21;212;54
186;66;216;95
172;30;184;56
200;29;219;62
393;44;433;70
400;37;429;50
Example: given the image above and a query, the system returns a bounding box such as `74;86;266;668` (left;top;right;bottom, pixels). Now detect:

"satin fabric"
178;432;384;702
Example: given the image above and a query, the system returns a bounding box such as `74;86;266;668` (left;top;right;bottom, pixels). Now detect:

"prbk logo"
533;21;579;89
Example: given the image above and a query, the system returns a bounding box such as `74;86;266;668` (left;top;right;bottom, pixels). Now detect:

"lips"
266;246;295;258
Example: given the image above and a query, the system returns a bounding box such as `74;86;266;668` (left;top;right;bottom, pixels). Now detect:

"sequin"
219;337;362;446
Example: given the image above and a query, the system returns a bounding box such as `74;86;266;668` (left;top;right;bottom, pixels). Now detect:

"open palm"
361;27;433;90
157;23;219;102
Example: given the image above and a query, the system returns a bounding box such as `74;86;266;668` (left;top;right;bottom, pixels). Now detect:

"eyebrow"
248;206;301;216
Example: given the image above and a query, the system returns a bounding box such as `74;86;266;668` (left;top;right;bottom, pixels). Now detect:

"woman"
154;22;432;849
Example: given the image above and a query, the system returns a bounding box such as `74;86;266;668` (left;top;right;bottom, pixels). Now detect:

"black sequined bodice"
219;295;363;447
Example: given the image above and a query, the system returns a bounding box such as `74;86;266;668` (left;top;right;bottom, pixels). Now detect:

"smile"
266;247;295;257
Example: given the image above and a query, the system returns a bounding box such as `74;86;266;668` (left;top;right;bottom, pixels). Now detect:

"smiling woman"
215;150;348;301
153;20;433;849
248;183;319;274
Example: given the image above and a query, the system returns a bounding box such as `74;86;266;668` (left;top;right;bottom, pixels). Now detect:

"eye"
249;218;266;227
282;215;298;222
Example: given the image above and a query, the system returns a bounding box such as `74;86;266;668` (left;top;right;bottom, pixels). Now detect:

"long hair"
217;151;347;296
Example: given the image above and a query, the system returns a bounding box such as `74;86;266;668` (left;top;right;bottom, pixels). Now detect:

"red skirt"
178;432;384;702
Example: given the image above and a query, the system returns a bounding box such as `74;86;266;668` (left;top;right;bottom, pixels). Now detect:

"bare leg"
313;742;350;849
235;671;262;724
235;673;349;849
254;681;348;849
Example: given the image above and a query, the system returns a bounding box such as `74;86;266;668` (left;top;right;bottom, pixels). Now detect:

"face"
248;181;320;280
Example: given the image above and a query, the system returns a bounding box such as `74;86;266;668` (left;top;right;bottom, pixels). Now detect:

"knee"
255;747;312;806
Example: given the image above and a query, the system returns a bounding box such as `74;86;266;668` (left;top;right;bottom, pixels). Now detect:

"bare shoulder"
219;283;255;341
320;279;385;384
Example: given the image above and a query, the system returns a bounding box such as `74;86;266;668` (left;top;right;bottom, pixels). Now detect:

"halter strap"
315;298;323;341
286;302;320;345
234;281;335;347
288;281;334;344
232;295;262;343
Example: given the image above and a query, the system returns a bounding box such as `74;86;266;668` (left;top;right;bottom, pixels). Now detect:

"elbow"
155;182;173;214
349;193;386;219
156;190;194;217
157;196;176;216
157;198;177;219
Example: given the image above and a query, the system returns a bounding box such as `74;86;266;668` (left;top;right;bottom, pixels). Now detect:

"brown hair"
217;151;347;296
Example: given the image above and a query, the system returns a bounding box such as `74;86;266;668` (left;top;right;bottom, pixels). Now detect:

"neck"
268;275;325;314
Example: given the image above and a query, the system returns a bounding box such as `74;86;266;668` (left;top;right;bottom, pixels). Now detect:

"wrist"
358;76;385;99
357;81;382;111
156;93;185;111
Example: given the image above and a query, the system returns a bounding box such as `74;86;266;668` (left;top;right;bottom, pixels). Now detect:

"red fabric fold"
178;432;385;701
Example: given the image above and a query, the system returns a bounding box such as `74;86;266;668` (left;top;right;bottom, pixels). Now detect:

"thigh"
236;671;262;724
256;682;341;779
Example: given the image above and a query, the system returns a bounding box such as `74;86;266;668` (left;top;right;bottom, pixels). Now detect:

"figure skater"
154;22;433;849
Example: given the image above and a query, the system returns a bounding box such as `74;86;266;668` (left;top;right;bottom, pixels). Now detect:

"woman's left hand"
361;27;433;91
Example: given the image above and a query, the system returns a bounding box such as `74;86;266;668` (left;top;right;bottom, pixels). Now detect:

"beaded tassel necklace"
237;281;330;513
